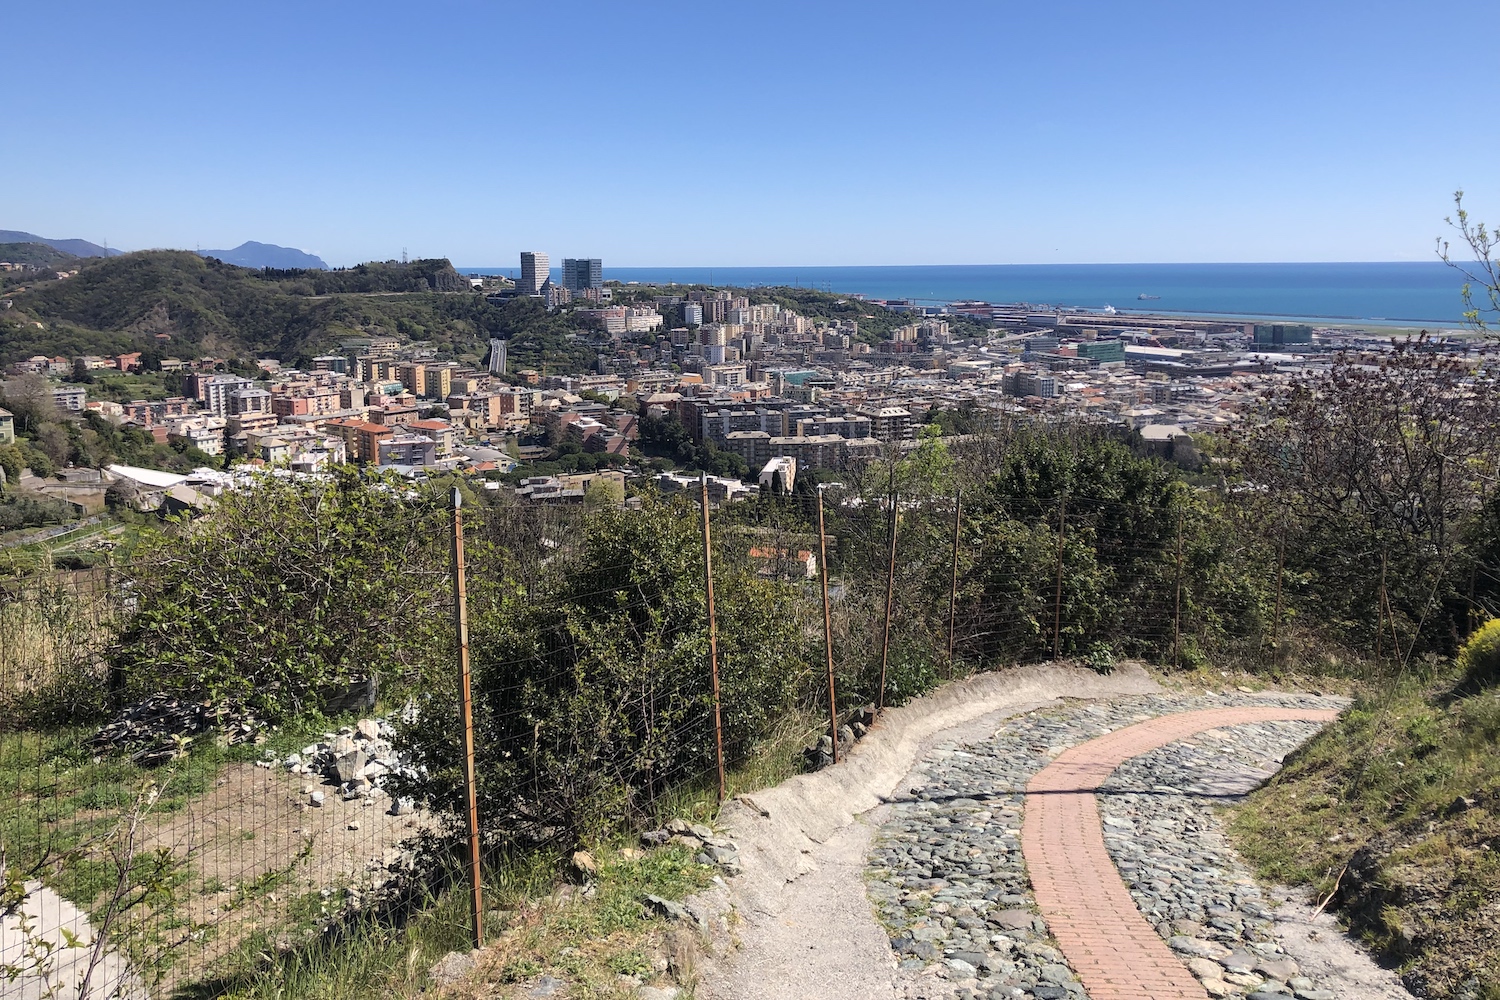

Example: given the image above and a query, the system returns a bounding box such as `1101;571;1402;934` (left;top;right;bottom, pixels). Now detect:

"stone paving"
865;692;1350;1000
1097;721;1335;999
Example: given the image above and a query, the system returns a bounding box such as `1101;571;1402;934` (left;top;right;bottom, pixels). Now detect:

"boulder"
334;749;368;783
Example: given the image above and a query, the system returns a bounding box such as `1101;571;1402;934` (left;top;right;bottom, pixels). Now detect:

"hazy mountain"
197;241;327;270
0;230;121;257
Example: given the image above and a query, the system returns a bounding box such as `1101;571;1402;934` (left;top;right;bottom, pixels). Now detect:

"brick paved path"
1020;706;1341;1000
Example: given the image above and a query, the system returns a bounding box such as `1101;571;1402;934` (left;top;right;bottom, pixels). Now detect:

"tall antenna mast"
402;247;409;265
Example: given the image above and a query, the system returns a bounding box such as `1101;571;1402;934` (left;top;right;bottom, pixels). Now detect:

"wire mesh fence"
1;454;1494;997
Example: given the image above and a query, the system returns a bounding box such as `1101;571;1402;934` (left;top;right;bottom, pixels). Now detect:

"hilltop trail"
695;662;1157;1000
694;667;1409;1000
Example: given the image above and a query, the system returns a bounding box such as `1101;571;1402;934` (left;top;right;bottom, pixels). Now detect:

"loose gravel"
865;691;1349;1000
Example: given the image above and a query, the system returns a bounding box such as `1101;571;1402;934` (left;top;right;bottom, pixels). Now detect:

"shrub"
399;493;811;842
0;491;76;531
109;471;449;720
1458;618;1500;690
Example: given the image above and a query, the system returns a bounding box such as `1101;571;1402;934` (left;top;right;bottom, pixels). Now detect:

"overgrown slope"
0;242;81;269
0;251;596;369
1230;642;1500;998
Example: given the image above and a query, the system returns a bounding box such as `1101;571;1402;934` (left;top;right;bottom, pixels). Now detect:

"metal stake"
1053;492;1067;660
699;474;726;802
1173;511;1184;667
817;487;838;764
450;488;484;949
947;492;961;663
877;464;898;712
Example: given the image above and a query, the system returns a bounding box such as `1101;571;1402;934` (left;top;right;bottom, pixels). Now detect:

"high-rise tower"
562;258;603;291
519;251;549;295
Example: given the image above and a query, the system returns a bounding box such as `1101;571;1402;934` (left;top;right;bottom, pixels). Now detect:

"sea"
455;262;1478;328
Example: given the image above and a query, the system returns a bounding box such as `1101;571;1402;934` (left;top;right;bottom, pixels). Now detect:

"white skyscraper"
488;338;507;375
519;251;549;295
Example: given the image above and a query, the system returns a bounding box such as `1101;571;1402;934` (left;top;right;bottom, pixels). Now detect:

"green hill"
0;250;595;370
0;242;81;270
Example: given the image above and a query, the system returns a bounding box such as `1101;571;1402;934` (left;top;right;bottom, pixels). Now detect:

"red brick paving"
1020;706;1340;999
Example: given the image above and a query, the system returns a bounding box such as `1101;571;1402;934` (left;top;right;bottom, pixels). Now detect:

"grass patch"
0;726;228;899
196;844;715;1000
1228;662;1500;996
651;707;821;825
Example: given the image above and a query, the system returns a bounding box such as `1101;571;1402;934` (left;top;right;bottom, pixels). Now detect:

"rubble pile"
89;694;259;764
640;818;741;876
805;702;878;770
269;717;423;812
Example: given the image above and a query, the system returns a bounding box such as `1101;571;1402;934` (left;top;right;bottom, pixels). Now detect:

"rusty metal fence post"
877;464;898;712
1375;550;1388;663
1173;511;1184;667
947;492;961;664
817;486;838;764
1052;491;1067;660
450;488;484;949
1271;521;1286;664
699;474;726;802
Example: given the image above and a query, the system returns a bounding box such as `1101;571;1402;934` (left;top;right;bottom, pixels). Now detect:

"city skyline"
5;1;1498;268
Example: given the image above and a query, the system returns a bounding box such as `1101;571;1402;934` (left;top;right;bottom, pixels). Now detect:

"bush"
399;493;811;842
0;491;76;531
109;472;449;720
1458;619;1500;689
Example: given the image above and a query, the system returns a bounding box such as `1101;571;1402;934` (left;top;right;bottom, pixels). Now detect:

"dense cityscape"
5;246;1481;518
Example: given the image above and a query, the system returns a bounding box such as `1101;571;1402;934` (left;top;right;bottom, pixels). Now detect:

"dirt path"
0;882;147;1000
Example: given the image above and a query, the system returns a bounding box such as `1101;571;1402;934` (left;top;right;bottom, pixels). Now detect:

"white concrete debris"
270;717;425;809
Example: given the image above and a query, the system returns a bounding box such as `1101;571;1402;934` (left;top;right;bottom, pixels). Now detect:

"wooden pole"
1173;511;1184;668
947;492;961;663
450;488;484;950
699;474;726;803
817;487;838;764
1052;492;1067;660
877;463;898;712
1383;586;1403;667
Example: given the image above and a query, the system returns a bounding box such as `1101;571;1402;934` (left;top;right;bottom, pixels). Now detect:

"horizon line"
451;259;1448;270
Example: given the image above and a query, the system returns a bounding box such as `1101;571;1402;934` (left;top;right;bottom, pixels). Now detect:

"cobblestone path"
1021;707;1338;1000
867;692;1356;1000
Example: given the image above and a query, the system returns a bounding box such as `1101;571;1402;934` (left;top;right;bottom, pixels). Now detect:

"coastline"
456;261;1475;330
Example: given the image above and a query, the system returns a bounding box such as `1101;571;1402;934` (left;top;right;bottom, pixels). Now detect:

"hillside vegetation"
0;242;81;269
0;250;595;369
1231;627;1500;997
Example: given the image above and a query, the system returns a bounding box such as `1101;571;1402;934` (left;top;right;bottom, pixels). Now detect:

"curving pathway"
1021;707;1340;1000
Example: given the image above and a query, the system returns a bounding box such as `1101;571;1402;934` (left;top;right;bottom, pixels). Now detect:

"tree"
0;375;58;433
1438;189;1500;332
1238;343;1500;653
34;424;70;468
399;493;809;841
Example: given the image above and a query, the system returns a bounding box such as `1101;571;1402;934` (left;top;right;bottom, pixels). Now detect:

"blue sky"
6;1;1498;267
